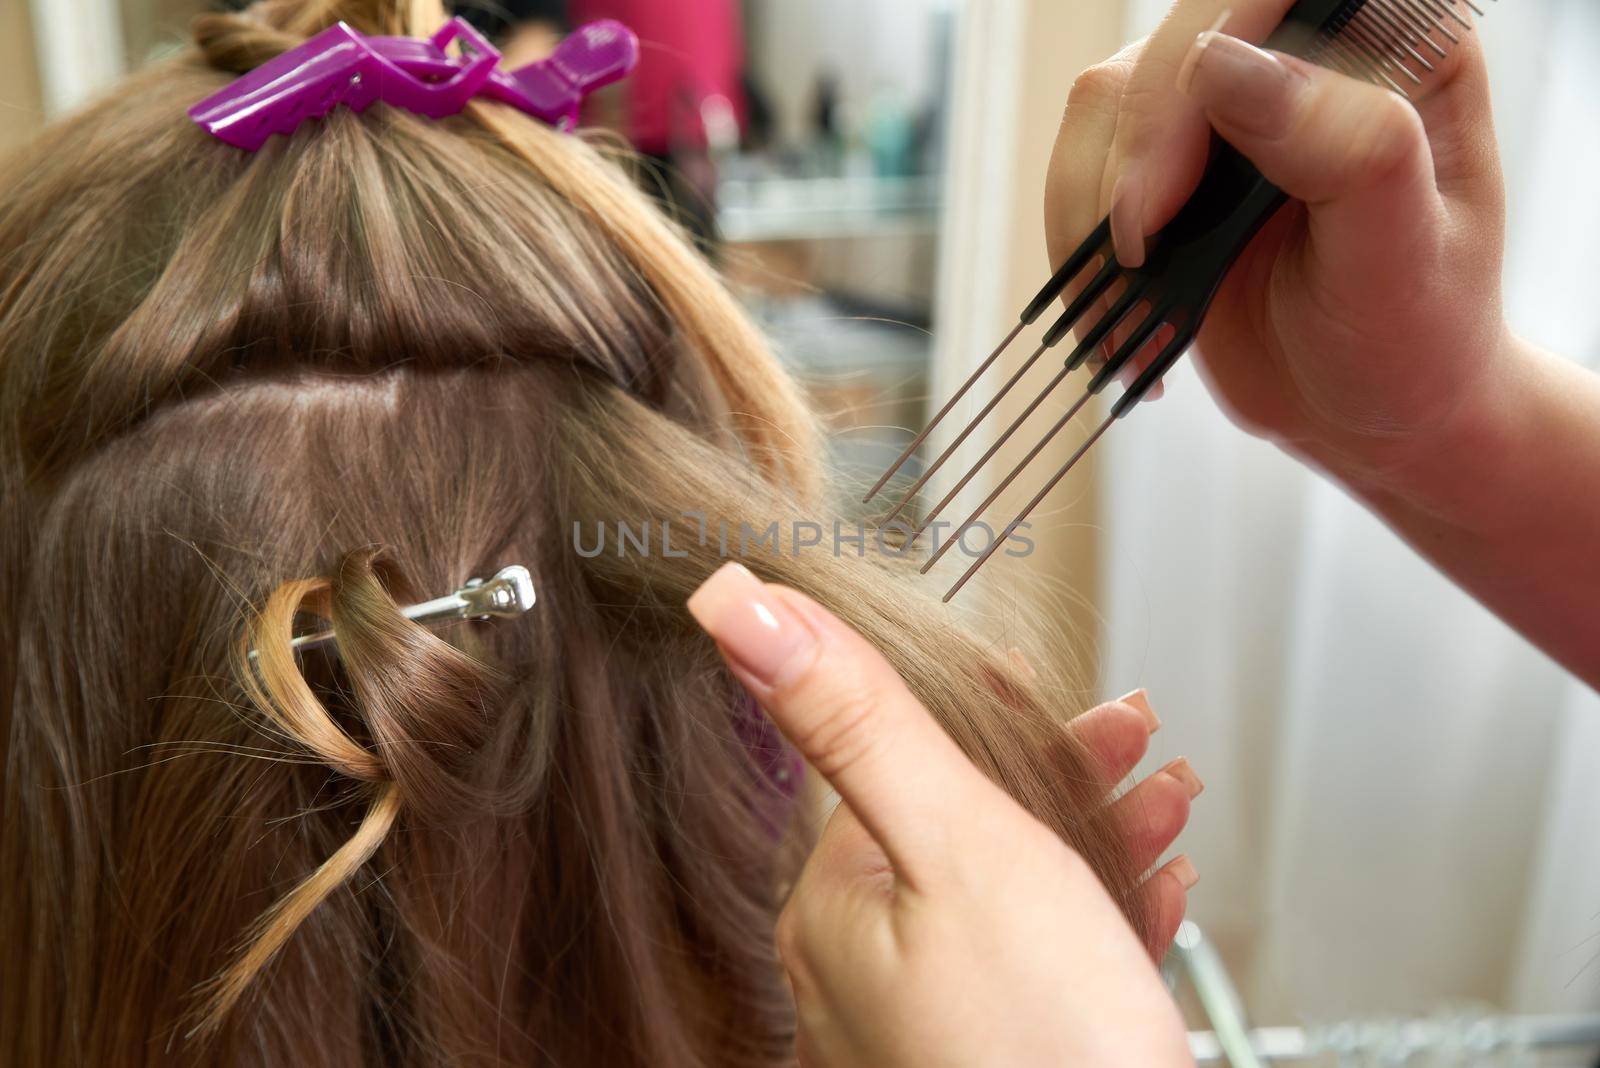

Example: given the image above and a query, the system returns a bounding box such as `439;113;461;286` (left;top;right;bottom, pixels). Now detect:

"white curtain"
26;0;124;118
1109;0;1600;1024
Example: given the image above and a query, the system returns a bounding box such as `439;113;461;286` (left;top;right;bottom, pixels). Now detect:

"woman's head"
3;0;818;488
0;2;1148;1064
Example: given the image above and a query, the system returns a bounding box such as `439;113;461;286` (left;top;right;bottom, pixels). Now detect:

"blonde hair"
0;2;1149;1064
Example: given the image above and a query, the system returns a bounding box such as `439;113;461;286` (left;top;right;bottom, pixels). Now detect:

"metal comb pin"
247;565;537;661
865;0;1495;601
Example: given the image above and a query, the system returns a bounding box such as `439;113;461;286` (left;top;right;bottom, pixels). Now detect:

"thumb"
687;563;1012;889
1178;31;1445;272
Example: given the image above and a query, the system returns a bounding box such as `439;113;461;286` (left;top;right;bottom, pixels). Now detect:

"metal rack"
1175;922;1600;1066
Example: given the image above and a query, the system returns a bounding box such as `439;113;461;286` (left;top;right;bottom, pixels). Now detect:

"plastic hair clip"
190;18;639;151
247;564;537;661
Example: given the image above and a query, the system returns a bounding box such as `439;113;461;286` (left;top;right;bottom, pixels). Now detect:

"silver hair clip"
248;565;536;661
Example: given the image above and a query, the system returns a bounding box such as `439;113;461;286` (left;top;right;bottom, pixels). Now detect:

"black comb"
863;0;1493;601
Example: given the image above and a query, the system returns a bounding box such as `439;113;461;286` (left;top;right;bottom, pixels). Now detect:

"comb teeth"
866;0;1491;601
1310;0;1493;96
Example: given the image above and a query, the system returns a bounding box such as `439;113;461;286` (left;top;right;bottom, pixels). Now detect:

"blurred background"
4;0;1599;1061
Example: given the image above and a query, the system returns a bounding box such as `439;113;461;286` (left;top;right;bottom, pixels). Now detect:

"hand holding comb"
865;0;1497;601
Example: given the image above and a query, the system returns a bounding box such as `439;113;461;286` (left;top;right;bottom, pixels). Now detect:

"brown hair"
0;2;1149;1064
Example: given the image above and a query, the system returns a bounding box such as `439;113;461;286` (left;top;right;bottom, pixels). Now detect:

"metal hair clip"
248;565;536;661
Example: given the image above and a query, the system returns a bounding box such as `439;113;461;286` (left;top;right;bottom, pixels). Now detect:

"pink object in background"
570;0;746;154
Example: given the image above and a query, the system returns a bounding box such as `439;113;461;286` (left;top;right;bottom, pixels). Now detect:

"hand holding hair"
689;563;1196;1068
1052;0;1600;686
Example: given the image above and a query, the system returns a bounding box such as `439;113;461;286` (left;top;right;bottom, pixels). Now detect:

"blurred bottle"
865;85;914;178
810;70;843;176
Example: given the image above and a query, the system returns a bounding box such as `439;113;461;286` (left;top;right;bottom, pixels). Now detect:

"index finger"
687;563;1020;890
1109;0;1498;261
1108;0;1295;263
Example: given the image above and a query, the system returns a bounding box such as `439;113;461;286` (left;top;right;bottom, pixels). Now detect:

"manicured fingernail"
1008;648;1040;681
688;563;818;690
1168;854;1200;890
1178;32;1306;136
1176;34;1213;96
1176;9;1233;95
1109;171;1147;269
1116;688;1161;732
1162;757;1205;799
1114;363;1165;400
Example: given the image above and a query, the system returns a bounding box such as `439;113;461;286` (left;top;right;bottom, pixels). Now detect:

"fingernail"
1176;9;1233;94
1178;32;1306;136
1109;172;1146;269
1115;362;1165;400
1175;33;1213;96
1116;688;1160;732
1168;854;1200;891
688;563;818;690
1008;648;1040;681
1162;757;1205;799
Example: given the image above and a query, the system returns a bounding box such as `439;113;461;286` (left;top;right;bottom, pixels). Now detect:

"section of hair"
197;549;505;1033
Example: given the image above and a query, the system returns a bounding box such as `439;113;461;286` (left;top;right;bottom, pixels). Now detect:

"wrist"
1322;324;1539;536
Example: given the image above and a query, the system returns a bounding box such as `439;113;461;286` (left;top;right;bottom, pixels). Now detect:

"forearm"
1333;334;1600;689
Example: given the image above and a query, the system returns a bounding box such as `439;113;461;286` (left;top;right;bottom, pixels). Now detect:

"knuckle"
1306;84;1426;180
1358;96;1428;176
786;680;890;782
1103;78;1173;164
1066;63;1128;118
774;900;808;967
774;903;820;1000
1107;36;1150;68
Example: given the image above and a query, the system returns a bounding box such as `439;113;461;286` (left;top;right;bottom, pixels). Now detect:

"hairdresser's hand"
1052;4;1600;687
1048;0;1510;493
995;658;1202;961
688;563;1194;1068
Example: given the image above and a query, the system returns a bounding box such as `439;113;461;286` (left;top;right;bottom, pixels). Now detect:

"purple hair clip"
189;18;639;151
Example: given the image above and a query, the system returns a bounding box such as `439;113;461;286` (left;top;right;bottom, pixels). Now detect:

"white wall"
26;0;124;117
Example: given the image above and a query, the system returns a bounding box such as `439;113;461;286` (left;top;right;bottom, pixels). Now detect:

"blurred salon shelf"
1173;923;1600;1066
716;174;940;244
716;168;941;516
741;295;933;514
